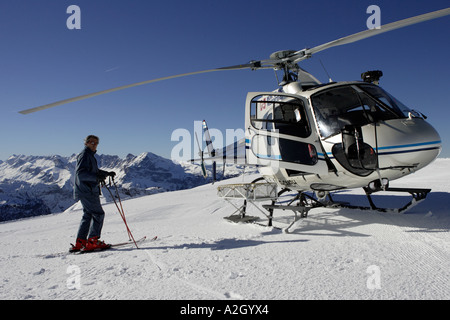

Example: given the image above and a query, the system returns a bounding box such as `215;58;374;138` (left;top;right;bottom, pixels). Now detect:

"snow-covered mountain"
0;152;247;221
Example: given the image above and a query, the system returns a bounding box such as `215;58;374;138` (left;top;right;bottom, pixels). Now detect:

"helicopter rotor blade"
291;7;450;63
18;68;232;114
19;60;276;115
18;8;449;115
17;58;283;114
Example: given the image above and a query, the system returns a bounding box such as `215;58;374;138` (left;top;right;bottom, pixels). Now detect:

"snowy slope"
0;159;449;300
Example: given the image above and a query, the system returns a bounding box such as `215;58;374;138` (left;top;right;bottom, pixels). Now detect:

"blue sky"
0;0;449;160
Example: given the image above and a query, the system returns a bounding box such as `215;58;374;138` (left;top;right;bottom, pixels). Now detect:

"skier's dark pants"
76;195;105;239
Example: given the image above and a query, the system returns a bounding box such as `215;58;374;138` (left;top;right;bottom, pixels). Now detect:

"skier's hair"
84;135;100;144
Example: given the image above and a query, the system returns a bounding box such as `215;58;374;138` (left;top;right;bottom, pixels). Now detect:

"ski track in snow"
0;159;449;300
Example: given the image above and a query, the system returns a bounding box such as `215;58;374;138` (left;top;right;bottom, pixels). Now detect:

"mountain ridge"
0;152;246;221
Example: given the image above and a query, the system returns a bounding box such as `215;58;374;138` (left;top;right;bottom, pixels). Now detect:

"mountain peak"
0;152;243;221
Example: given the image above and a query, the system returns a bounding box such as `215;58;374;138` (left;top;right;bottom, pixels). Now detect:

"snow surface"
0;159;449;300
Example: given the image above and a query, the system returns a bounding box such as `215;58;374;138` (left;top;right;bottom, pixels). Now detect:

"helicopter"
19;8;449;226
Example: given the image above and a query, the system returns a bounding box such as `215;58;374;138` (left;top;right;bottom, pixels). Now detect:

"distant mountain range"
0;152;249;221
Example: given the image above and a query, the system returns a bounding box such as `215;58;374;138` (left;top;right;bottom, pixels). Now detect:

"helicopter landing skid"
218;181;431;232
261;187;431;232
331;187;431;214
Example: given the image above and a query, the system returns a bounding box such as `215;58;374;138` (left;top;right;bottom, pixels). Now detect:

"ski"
78;244;112;254
70;236;157;254
110;236;155;248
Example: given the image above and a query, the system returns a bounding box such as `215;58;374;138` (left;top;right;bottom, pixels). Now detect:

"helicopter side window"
250;95;271;130
265;112;276;145
250;94;318;166
311;86;369;138
250;95;310;138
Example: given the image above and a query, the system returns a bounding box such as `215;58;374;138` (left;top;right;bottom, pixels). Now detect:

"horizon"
2;149;449;163
0;150;182;162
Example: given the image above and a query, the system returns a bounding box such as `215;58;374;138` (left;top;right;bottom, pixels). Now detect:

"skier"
70;135;116;252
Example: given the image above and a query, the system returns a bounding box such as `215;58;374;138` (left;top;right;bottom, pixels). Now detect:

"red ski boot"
69;238;87;253
82;236;111;252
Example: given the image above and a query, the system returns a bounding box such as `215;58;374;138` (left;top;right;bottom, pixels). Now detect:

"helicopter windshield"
311;84;411;138
359;84;411;117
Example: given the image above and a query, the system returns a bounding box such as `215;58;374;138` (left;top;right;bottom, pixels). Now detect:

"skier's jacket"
73;147;108;200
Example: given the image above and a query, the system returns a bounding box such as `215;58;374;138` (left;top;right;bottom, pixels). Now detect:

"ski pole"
102;177;139;249
111;177;136;243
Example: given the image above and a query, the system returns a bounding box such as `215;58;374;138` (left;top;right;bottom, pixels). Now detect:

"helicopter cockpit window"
311;86;370;138
358;84;411;117
311;84;411;138
250;95;310;138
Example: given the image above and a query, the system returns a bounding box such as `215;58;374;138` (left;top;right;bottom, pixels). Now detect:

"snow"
0;159;449;300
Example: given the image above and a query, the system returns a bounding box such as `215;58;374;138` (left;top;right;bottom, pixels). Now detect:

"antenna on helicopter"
319;59;333;83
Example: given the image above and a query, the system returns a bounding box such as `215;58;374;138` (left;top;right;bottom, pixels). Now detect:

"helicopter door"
245;92;328;175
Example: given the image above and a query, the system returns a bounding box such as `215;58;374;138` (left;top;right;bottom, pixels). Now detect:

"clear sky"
1;0;449;161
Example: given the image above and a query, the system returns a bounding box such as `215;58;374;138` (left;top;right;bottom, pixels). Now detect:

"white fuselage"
245;81;442;191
